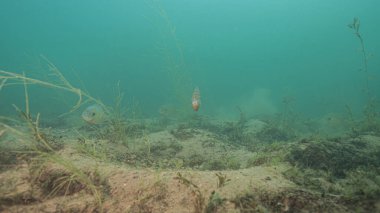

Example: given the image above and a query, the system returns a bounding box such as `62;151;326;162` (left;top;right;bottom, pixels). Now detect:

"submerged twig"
0;129;5;137
348;17;369;97
22;72;30;118
0;78;7;91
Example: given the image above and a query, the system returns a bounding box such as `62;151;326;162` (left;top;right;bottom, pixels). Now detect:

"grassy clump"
232;189;344;213
0;59;112;211
34;163;87;197
197;155;241;171
146;139;183;159
255;125;296;143
170;124;198;140
174;172;205;213
127;138;183;168
29;139;108;211
230;192;264;212
205;191;226;213
340;169;380;200
0;150;17;171
129;181;169;213
246;142;290;167
284;135;380;208
215;172;230;188
283;166;380;210
219;108;248;145
287;137;380;177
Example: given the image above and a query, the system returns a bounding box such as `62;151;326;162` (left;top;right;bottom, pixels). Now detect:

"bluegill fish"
82;104;105;124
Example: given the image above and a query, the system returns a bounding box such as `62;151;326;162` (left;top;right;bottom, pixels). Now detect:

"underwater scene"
1;0;380;212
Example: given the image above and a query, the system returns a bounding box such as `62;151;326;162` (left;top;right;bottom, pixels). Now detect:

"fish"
192;87;201;112
81;104;105;124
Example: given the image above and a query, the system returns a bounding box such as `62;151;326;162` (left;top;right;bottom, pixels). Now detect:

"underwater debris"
82;104;105;124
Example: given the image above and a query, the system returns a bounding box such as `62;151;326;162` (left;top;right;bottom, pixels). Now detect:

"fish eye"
92;112;96;116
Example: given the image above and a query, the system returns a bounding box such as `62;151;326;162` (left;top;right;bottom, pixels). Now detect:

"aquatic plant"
157;105;177;127
128;180;169;212
348;17;369;95
232;187;348;212
12;77;55;152
170;123;197;140
287;137;380;178
0;117;32;172
146;138;182;159
0;58;111;211
245;142;289;167
340;169;380;200
205;191;226;213
348;18;380;134
174;172;205;212
75;135;110;162
255;125;295;143
91;83;146;145
32;157;106;198
284;147;380;211
0;56;108;115
175;172;198;188
126;135;183;168
147;0;192;117
1;56;138;148
103;83;129;143
278;95;297;133
344;104;360;136
204;159;227;171
183;152;206;168
221;107;248;145
215;172;230;188
0;78;6;91
11;110;106;211
230;193;261;212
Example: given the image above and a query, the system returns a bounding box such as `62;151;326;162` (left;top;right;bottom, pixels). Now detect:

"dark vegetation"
231;189;345;212
283;136;380;212
288;136;380;177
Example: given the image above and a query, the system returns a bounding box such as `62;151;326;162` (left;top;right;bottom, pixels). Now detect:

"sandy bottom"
1;120;379;212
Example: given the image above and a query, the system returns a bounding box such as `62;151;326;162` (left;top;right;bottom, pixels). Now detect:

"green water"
0;0;379;121
1;2;380;211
